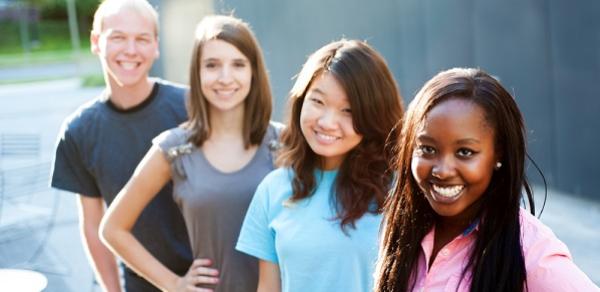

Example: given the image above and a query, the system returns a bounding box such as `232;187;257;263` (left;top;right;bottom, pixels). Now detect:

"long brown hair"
278;39;404;230
185;15;272;148
376;68;534;291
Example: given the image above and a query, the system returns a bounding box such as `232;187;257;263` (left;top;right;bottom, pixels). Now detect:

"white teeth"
120;61;137;70
316;132;337;141
216;89;236;96
432;184;464;197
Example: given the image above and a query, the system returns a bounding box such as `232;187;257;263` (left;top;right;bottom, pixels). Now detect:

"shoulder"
254;168;294;202
519;209;600;290
261;167;293;186
519;208;572;266
59;97;106;137
269;120;285;134
152;79;188;119
153;127;191;152
155;78;188;97
519;208;567;253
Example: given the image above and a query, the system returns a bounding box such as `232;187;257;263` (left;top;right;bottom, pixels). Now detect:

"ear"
154;36;160;59
90;32;100;55
494;149;503;170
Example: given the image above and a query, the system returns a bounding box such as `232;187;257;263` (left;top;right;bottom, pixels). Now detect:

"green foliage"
0;20;90;54
81;73;105;87
31;0;99;20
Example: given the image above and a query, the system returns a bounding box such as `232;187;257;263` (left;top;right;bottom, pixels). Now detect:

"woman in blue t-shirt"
236;39;404;292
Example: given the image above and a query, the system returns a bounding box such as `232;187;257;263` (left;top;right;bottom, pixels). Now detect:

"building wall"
159;0;600;200
154;0;213;83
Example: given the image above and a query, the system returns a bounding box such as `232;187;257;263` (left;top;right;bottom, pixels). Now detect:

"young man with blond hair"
51;1;192;291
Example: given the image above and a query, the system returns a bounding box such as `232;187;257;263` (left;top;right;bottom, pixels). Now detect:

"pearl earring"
495;162;502;169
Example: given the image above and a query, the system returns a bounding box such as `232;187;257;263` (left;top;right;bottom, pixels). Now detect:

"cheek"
299;104;312;136
199;71;215;96
411;156;430;184
340;116;357;135
241;68;252;85
461;159;495;186
200;70;215;86
299;102;317;124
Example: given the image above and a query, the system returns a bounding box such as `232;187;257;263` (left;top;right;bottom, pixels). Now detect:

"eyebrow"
415;134;481;145
107;30;153;38
307;87;326;96
415;134;434;142
456;138;481;145
201;57;249;62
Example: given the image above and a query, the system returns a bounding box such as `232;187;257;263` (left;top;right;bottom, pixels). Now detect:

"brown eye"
233;61;247;68
416;145;435;156
457;148;475;157
309;97;323;105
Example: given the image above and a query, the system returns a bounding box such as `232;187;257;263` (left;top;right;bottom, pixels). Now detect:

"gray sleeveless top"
153;122;282;292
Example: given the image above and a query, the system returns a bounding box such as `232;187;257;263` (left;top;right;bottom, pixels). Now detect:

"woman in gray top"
101;15;279;292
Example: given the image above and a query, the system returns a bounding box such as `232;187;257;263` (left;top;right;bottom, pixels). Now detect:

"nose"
431;156;456;179
124;39;137;55
218;65;234;84
317;109;339;130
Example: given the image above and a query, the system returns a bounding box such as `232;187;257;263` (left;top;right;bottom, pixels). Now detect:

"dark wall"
214;0;600;200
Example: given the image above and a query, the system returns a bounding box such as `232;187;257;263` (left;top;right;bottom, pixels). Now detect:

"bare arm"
257;260;281;292
100;146;218;291
77;195;122;292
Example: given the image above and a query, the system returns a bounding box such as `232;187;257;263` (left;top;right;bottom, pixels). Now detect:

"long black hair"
376;68;535;291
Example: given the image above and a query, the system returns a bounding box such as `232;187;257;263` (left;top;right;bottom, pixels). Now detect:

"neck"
437;199;482;235
106;76;154;110
208;105;245;139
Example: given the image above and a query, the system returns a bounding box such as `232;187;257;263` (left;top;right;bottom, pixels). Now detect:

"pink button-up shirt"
412;208;599;292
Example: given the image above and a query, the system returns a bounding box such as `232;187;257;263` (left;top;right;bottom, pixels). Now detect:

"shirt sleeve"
236;176;279;263
152;127;186;151
50;124;100;197
524;220;600;291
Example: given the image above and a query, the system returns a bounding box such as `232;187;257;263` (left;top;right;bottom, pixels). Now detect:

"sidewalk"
0;58;100;83
1;79;103;291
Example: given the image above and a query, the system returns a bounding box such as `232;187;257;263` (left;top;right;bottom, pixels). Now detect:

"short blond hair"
92;0;159;36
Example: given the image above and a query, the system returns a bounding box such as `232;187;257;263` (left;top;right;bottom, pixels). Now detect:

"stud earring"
495;162;502;169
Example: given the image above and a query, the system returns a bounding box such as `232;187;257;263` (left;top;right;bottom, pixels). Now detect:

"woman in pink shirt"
375;68;599;292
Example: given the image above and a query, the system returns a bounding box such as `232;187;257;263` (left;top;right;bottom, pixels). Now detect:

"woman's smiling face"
411;98;499;219
300;72;363;170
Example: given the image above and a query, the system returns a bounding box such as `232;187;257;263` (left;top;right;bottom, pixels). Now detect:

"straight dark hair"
185;15;272;148
376;68;535;291
278;39;404;230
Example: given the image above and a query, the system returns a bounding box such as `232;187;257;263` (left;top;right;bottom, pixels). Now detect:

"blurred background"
0;0;598;290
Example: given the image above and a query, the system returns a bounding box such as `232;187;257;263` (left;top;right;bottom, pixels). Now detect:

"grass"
81;73;105;87
0;19;90;68
0;20;90;53
0;73;105;87
0;50;84;68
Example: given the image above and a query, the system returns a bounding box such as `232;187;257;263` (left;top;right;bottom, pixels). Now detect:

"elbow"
98;216;115;248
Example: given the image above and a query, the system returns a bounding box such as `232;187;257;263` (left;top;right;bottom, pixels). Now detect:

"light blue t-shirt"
236;168;382;292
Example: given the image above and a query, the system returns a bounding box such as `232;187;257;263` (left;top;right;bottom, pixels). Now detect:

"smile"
314;131;339;143
431;184;465;202
214;88;238;96
118;61;139;70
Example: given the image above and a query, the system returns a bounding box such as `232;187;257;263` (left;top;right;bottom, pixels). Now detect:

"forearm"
101;226;180;291
100;147;185;291
81;224;122;292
